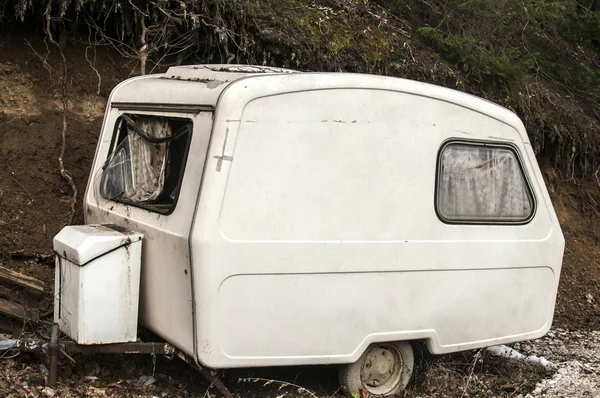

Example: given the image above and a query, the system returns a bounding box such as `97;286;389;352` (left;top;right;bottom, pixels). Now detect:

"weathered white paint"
53;225;143;345
82;65;564;368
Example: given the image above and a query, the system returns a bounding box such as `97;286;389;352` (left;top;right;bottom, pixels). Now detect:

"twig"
588;204;600;217
199;369;233;398
586;190;600;216
44;0;77;225
24;39;53;76
202;381;215;398
139;15;149;75
128;0;150;17
461;350;482;398
507;380;528;397
0;168;34;201
568;193;578;209
587;191;598;207
84;26;102;111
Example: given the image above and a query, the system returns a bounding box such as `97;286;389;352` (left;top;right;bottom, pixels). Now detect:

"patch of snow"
513;328;600;398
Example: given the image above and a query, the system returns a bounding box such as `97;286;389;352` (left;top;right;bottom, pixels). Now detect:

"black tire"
339;341;414;397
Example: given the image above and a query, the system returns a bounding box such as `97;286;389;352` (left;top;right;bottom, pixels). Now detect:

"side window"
99;114;192;214
436;141;535;223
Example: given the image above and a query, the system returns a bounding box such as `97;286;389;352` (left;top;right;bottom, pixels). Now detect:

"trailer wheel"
339;341;414;397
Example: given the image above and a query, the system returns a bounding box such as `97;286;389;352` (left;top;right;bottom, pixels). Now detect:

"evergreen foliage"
0;0;598;175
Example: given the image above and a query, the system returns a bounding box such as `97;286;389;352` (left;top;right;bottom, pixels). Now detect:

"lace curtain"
438;145;533;221
100;116;171;203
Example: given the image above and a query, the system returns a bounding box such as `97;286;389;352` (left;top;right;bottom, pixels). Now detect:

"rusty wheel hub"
360;344;403;395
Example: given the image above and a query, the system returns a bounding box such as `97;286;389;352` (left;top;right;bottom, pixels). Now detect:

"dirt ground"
1;29;600;397
546;172;600;330
0;31;129;255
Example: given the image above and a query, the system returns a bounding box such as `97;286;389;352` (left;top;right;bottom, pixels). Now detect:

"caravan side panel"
190;74;564;368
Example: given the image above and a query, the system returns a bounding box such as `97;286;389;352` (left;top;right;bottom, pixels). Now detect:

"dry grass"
407;345;550;398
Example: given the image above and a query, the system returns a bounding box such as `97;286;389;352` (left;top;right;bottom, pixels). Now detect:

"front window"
436;141;535;223
99;114;192;214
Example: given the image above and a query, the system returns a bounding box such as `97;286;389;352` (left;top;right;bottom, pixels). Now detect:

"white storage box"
53;224;143;345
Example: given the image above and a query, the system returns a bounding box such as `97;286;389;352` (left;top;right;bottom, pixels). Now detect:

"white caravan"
58;65;565;397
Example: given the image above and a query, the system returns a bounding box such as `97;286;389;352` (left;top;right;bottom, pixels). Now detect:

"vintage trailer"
54;65;564;397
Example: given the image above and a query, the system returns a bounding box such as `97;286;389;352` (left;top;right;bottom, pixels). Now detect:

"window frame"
101;112;193;216
434;139;537;225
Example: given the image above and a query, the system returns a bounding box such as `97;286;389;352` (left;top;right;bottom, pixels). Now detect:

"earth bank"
0;9;599;396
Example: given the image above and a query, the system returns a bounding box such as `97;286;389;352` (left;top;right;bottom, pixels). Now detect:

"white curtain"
122;117;171;202
438;145;532;221
100;116;171;203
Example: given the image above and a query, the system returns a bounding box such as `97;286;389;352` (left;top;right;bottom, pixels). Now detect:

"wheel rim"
359;343;404;395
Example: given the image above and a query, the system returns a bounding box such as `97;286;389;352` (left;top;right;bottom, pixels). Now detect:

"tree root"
44;0;77;226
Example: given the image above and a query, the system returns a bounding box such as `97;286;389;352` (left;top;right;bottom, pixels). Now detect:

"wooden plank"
0;266;44;297
0;297;27;319
0;284;18;300
0;284;39;310
0;267;45;333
